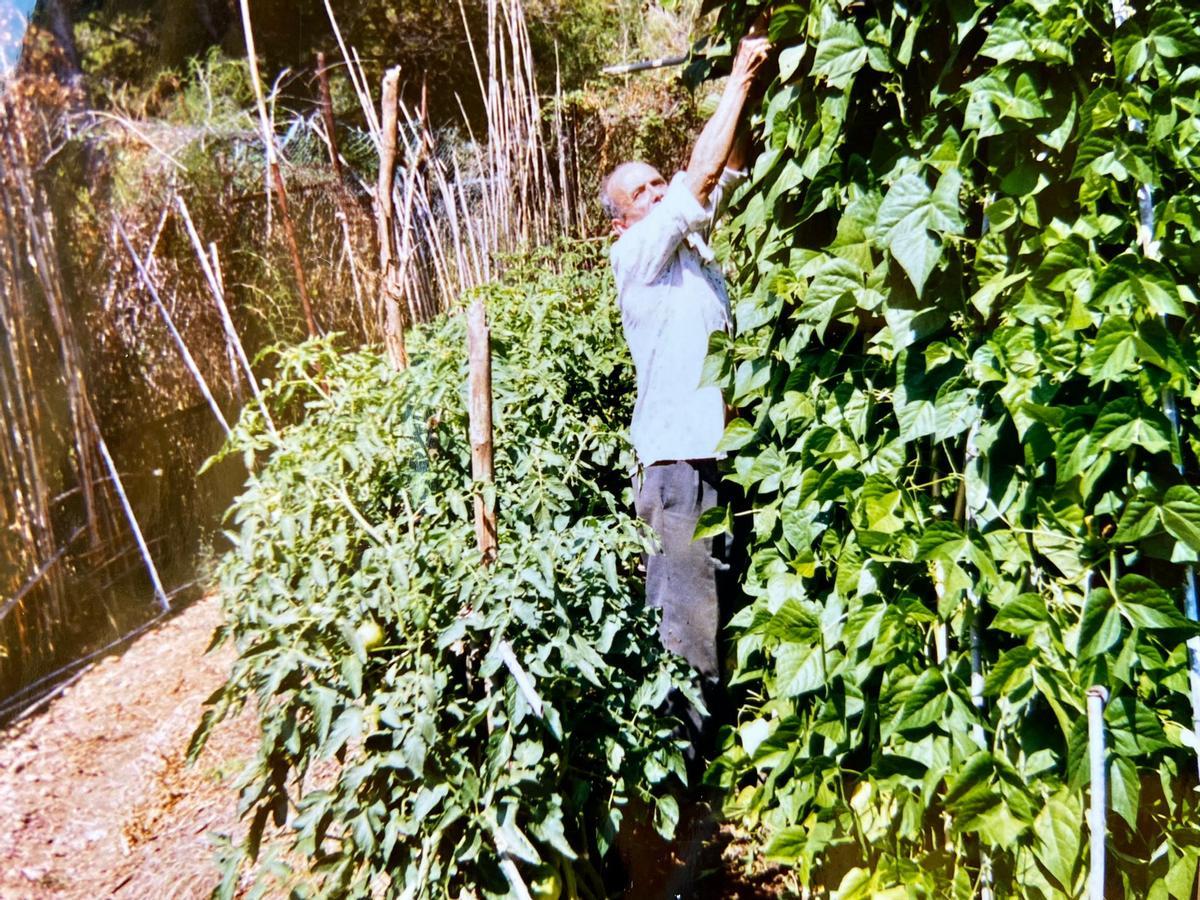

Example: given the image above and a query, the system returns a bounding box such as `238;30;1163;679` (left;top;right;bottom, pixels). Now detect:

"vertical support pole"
376;67;408;369
316;52;344;186
116;226;230;437
963;417;992;900
1087;685;1109;900
467;298;497;564
1166;393;1200;780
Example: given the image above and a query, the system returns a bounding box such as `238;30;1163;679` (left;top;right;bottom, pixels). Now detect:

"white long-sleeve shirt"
610;169;743;466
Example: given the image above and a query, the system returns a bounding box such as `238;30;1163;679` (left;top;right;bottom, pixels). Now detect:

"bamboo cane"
238;0;318;338
2;113;106;549
0;167;63;625
0;525;86;622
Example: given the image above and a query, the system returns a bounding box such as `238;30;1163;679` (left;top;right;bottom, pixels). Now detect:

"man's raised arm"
683;16;771;207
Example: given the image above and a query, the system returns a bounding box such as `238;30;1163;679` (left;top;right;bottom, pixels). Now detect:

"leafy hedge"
194;249;698;898
698;0;1200;895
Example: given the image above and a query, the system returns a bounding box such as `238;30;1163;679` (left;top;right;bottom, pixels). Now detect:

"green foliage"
699;0;1200;895
193;249;697;898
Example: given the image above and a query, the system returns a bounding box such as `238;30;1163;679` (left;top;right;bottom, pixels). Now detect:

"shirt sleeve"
705;166;748;225
611;173;710;289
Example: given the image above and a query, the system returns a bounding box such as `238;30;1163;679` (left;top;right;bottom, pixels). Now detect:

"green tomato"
355;619;385;651
363;704;381;730
529;866;562;900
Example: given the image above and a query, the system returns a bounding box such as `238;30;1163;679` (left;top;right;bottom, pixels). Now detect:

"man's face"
609;162;667;234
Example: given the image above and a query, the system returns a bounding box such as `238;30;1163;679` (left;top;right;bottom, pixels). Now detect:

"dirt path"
0;595;256;899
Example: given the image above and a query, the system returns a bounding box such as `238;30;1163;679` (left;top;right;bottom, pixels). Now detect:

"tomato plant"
192;247;698;898
697;0;1200;895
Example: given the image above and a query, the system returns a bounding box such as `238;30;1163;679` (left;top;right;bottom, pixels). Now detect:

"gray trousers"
633;460;723;679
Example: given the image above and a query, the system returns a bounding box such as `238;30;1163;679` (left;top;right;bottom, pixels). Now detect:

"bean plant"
697;0;1200;896
192;249;698;899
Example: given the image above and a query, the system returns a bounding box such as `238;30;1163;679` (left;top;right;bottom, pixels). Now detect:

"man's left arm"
682;17;769;208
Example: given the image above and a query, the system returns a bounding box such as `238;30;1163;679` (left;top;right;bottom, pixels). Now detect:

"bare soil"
0;594;254;900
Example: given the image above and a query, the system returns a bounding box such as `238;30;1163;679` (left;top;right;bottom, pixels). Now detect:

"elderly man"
600;23;770;752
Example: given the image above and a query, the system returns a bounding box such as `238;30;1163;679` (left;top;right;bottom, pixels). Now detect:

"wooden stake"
315;52;344;186
467;298;497;564
376;66;408;369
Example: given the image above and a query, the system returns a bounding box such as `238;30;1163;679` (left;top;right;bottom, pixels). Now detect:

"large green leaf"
1077;588;1122;660
876;171;965;296
811;15;867;89
1162;485;1200;552
1033;791;1081;892
1095;255;1185;317
1117;574;1192;630
774;642;825;697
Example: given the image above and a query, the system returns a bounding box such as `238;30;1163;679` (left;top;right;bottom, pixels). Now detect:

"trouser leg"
634;460;724;766
634;460;721;677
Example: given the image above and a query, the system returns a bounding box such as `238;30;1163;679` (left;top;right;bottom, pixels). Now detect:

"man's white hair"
598;161;647;221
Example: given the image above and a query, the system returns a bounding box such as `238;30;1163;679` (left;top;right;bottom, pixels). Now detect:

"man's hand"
683;11;773;206
731;11;772;86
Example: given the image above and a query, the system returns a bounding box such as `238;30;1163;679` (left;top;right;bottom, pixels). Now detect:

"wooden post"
376;66;408;369
467;298;497;564
315;52;344;186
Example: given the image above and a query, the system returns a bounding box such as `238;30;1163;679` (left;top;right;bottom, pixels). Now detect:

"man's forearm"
683;76;752;206
726;125;751;173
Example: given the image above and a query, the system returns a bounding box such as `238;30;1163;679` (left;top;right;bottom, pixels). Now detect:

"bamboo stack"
331;0;583;340
0;94;115;688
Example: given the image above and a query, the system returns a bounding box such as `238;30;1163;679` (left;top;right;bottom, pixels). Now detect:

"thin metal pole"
116;225;231;436
93;425;170;611
1087;685;1109;900
963;418;993;900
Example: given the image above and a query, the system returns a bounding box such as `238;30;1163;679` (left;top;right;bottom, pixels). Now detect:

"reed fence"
0;0;595;707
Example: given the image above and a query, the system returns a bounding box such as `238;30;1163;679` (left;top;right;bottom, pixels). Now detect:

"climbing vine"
699;0;1200;895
